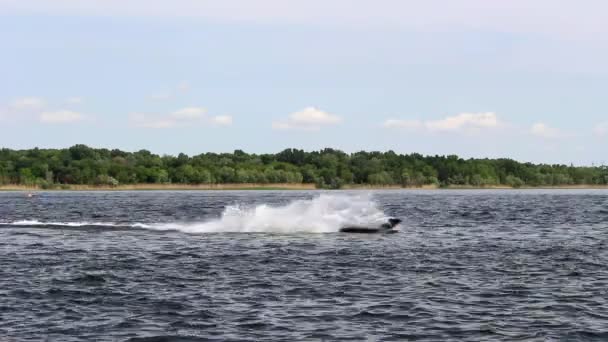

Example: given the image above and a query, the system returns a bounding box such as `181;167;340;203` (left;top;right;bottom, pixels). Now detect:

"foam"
146;194;388;234
2;194;390;234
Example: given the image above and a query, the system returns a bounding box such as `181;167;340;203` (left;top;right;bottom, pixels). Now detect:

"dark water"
1;190;607;341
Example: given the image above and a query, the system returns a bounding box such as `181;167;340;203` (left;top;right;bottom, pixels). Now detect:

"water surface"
1;190;607;341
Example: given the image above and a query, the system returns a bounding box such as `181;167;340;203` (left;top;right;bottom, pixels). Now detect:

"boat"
339;218;402;234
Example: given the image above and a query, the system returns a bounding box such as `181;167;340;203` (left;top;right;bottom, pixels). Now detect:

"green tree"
0;144;604;189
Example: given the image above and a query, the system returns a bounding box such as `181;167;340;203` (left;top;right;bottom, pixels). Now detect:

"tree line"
0;145;606;188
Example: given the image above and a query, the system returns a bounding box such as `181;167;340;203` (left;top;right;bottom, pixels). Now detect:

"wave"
0;220;151;230
1;194;390;234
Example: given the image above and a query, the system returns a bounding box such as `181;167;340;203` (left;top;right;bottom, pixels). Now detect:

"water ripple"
0;190;607;341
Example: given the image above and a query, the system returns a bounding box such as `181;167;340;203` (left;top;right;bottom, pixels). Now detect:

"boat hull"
339;226;399;234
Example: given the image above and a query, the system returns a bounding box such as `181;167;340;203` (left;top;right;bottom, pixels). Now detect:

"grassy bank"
2;183;608;191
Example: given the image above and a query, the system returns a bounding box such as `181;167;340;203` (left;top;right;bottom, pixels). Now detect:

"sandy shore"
2;183;608;191
0;183;316;191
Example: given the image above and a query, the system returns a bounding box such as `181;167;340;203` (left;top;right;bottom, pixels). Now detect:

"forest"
0;145;606;189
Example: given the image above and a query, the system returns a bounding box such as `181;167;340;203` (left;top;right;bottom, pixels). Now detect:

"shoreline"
2;183;608;191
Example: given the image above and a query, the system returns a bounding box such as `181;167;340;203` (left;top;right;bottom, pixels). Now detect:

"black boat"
339;218;402;234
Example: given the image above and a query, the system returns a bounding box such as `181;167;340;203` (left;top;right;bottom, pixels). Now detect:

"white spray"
147;194;389;234
2;194;391;234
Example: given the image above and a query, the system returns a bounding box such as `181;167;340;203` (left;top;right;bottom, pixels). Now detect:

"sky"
1;0;607;165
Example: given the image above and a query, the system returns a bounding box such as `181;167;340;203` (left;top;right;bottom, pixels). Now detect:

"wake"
149;194;389;233
1;194;390;234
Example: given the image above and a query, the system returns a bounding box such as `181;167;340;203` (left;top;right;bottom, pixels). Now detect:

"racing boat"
339;218;402;234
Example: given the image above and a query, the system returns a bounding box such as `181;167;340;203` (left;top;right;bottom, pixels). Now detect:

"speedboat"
339;218;402;234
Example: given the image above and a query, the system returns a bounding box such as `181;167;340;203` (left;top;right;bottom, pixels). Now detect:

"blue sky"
1;0;607;165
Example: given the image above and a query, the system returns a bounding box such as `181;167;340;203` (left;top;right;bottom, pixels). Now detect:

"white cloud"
272;107;342;130
593;122;608;137
211;115;233;126
6;97;86;124
170;107;206;120
66;97;83;105
290;107;341;125
530;122;561;138
382;119;423;129
426;112;498;131
39;110;84;124
11;97;46;111
131;107;230;128
384;112;500;132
